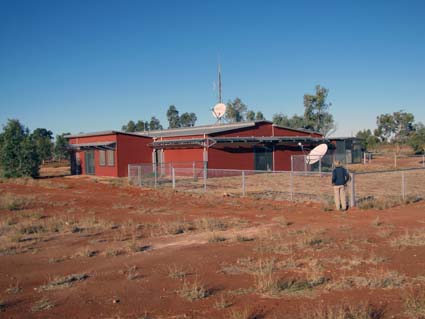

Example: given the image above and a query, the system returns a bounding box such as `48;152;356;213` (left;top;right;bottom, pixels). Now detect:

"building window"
107;150;115;166
99;150;106;166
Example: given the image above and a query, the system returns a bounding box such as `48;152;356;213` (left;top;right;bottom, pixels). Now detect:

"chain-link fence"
353;168;425;204
291;154;334;173
129;162;425;206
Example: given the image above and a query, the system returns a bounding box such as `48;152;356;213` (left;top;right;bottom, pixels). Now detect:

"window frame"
106;150;115;167
99;150;106;166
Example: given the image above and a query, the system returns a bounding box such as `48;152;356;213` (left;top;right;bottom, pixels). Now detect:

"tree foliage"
32;128;53;162
408;122;425;154
54;133;70;161
149;116;163;130
272;113;305;129
225;98;247;123
122;117;163;132
375;110;415;145
167;105;181;128
0;119;41;178
122;120;137;132
180;112;197;127
303;85;335;135
355;129;379;150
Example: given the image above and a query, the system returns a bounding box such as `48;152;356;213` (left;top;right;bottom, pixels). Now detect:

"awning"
67;141;116;151
150;136;329;149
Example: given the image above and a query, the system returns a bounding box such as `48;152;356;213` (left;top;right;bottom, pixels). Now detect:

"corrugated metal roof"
139;121;262;138
65;131;150;139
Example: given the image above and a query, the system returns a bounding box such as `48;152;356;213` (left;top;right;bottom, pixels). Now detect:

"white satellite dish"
306;143;328;165
212;103;227;120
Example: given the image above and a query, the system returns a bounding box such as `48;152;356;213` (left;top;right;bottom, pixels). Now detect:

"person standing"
332;160;350;211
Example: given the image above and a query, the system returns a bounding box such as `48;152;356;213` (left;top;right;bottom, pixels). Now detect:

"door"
85;151;95;175
254;146;273;171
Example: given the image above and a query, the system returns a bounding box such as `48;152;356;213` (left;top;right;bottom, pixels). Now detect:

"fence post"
290;171;294;201
319;158;322;176
242;171;246;197
203;162;207;193
350;173;356;207
401;171;405;200
172;168;175;190
394;154;397;168
128;165;131;184
304;155;307;176
291;155;294;173
154;164;157;189
193;161;196;180
137;166;141;186
423;154;425;168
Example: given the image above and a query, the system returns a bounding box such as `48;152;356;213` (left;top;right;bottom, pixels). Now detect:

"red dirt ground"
1;175;425;318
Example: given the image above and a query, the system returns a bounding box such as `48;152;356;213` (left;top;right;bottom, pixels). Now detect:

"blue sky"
0;0;424;137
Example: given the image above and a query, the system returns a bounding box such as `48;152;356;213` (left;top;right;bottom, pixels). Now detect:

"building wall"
68;135;118;177
163;148;204;165
208;147;255;170
116;134;152;177
274;146;305;171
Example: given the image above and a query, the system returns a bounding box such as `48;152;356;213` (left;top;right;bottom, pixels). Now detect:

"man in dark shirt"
332;160;350;211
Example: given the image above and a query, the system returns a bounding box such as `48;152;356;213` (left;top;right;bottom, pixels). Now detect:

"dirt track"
1;176;425;318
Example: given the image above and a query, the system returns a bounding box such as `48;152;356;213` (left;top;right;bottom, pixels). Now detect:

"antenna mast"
218;63;222;103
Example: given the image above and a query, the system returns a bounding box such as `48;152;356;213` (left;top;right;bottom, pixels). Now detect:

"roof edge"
65;130;151;139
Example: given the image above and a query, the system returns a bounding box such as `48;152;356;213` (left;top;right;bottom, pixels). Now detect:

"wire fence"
363;153;425;169
128;161;425;206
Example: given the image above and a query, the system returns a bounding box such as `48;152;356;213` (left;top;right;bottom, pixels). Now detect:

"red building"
147;121;325;171
66;121;327;177
67;131;152;177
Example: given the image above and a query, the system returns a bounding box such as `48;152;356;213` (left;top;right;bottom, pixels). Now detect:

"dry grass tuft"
214;293;232;309
0;193;34;211
31;298;55;312
208;233;227;243
391;229;425;248
168;264;187;279
303;303;385;319
403;288;425;318
39;273;89;291
193;218;227;232
178;277;209;301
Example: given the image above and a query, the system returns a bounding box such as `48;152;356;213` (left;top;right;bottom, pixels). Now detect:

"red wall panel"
274;146;305;171
116;134;152;177
163;148;204;164
208;147;254;170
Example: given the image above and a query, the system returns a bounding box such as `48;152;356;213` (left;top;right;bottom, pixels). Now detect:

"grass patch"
391;229;425;248
31;298;55;312
304;303;385;319
208;234;227;243
0;193;34;211
193;218;227;232
40;273;89;291
404;288;425;318
357;195;422;210
168;264;187;279
214;293;232;309
178;277;209;301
